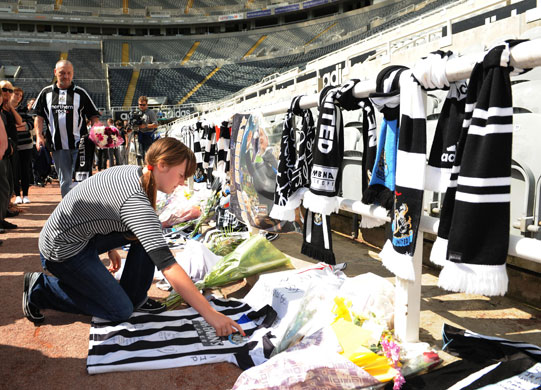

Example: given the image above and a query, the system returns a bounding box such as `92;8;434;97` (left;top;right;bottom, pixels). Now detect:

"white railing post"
393;231;423;342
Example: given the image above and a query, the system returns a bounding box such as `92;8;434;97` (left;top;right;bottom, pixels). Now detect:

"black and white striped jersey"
39;165;176;270
33;82;100;151
87;298;277;374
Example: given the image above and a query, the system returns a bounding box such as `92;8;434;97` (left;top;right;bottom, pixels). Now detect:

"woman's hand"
107;249;122;273
203;309;246;337
161;263;246;337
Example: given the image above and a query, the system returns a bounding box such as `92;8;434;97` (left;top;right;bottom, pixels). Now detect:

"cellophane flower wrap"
89;124;124;149
195;235;292;290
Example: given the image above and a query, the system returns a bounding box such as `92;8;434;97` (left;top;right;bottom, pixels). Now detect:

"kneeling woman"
23;137;244;337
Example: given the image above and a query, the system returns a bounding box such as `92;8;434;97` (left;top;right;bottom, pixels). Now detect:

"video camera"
129;110;144;127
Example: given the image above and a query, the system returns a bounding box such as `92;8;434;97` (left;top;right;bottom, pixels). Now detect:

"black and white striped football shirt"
39;165;176;270
33;82;100;151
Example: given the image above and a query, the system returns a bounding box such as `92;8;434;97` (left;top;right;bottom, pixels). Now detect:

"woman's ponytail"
140;167;157;209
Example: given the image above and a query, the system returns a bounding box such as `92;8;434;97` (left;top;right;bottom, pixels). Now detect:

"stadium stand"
260;22;336;53
109;68;133;107
128;0;188;9
103;41;124;64
129;40;194;63
0;50;60;79
101;0;444;104
0;0;457;108
75;79;108;109
61;0;100;7
129;66;216;106
192;35;262;62
68;48;105;80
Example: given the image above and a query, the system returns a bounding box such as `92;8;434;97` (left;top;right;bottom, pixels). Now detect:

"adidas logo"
441;145;456;162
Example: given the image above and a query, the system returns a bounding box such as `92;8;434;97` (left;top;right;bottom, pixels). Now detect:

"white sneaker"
15;196;22;204
22;196;31;204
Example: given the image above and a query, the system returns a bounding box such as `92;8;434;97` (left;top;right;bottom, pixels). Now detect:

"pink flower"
381;336;405;390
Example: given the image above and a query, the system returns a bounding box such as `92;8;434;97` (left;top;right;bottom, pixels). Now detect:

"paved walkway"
1;180;539;389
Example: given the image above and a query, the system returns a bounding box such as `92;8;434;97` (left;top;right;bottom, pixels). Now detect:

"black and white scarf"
418;51;468;193
334;80;379;198
303;85;343;215
192;121;206;183
378;68;427;281
301;86;342;264
203;122;217;172
215;120;231;178
334;81;379;228
74;134;95;182
302;81;376;264
432;41;529;296
270;95;315;221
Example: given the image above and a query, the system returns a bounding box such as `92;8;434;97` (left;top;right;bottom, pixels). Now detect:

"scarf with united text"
302;80;377;264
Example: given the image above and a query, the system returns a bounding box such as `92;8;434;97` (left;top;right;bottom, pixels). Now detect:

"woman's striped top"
39;165;176;270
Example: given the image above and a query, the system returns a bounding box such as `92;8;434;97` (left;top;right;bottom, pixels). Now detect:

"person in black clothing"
0;95;10;238
12;87;34;204
115;119;127;165
1;80;25;230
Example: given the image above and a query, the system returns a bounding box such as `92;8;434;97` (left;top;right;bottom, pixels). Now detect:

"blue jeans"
137;132;155;166
30;232;155;321
52;149;78;197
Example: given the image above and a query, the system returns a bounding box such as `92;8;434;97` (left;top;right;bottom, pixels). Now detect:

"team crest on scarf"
392;202;413;247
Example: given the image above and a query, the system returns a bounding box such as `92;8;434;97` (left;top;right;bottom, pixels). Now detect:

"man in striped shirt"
34;60;100;197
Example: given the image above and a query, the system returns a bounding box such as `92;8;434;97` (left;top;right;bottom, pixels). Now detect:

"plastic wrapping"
271;278;343;356
232;328;380;390
331;319;397;382
156;186;201;228
337;273;395;331
195;235;292;290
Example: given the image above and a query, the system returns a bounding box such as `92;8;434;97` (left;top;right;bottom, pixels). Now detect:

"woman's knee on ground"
103;299;134;321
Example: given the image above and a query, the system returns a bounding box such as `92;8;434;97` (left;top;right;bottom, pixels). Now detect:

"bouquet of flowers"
89;124;124;148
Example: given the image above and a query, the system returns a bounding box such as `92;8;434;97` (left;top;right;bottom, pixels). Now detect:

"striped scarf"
74;134;95;182
301;86;342;264
216;120;231;178
203;123;217;172
433;41;529;296
420;51;468;192
378;69;427;281
192;121;206;183
302;81;377;264
302;86;343;215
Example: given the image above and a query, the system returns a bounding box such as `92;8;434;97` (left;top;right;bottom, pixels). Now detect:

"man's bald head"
54;60;74;89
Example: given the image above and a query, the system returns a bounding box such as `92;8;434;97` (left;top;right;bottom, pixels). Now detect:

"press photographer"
134;95;158;165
